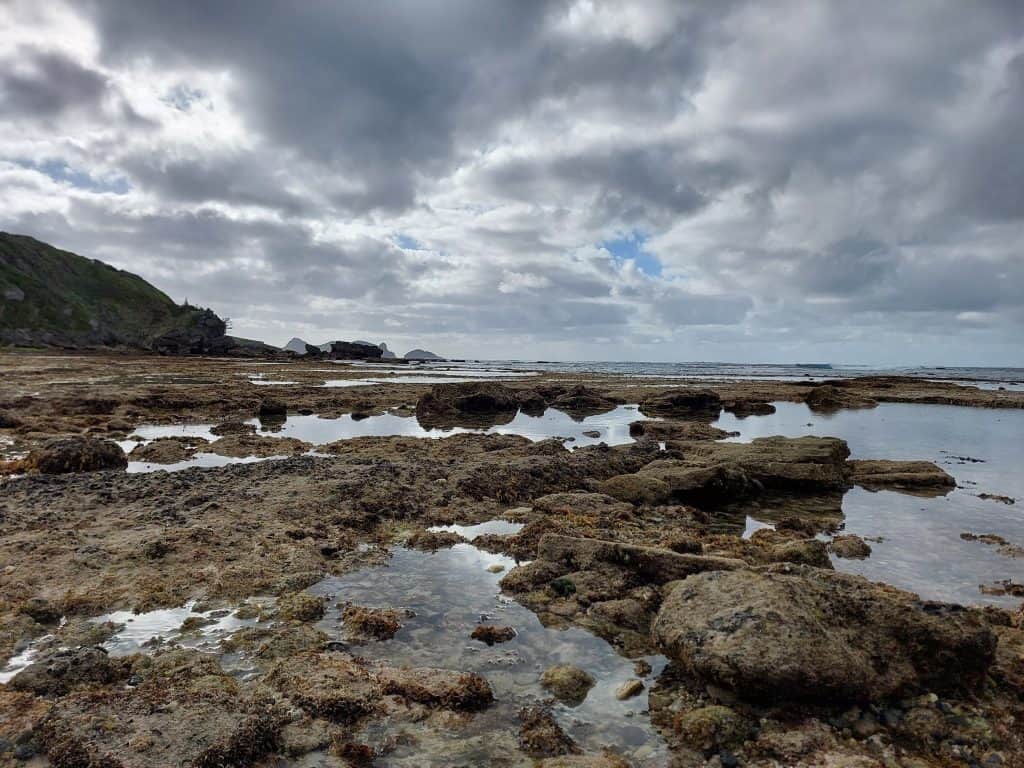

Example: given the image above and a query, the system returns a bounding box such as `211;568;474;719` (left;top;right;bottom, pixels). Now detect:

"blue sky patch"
601;231;662;277
394;234;422;250
33;160;131;195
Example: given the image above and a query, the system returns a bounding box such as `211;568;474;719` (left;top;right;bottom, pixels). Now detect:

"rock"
376;665;493;710
406;528;466;550
518;705;580;757
974;495;1015;507
25;437;127;473
597;472;671;505
210;420;256;436
416;382;522;426
222;623;329;660
404;348;443;360
277;592;326;622
208;434;310;458
541;664;595;706
848;459;955;495
805;384;877;412
830;534;873;559
538;757;631;768
606;435;852;507
614;679;644;700
722;399;777;417
328;341;384;360
581;429;602;438
639;388;722;418
257;398;287;418
673;705;752;750
129;437;204;464
629;420;734;442
550;385;618;414
471;624;516;645
653;565;997;704
38;649;283;767
342;604;402;641
268;653;380;722
532;534;744;586
978;493;1015;505
9;647;124;696
19;597;61;624
613;463;756;507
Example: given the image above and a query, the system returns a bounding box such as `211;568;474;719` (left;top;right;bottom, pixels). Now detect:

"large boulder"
416;382;522;426
805;384;877;412
25;437;127;474
652;564;996;704
549;385;618;415
639;388;722;418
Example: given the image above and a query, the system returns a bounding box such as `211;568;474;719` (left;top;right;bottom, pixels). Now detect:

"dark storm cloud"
83;0;567;212
0;50;109;118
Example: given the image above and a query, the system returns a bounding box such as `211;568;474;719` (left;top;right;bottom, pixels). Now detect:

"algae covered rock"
25;437;127;474
541;664;595;706
277;592;326;622
653;564;996;704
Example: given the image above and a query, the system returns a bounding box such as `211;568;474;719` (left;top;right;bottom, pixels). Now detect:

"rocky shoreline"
0;352;1022;767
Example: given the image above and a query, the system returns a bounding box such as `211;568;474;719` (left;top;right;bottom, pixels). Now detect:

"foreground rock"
24;436;127;474
653;564;996;704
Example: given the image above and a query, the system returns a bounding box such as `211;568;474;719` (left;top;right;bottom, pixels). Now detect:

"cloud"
0;0;1022;364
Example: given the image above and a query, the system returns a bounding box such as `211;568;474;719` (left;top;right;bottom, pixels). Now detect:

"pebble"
615;679;644;700
486;564;504;573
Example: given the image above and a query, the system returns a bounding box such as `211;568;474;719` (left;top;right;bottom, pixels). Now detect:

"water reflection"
714;402;1024;606
309;541;668;766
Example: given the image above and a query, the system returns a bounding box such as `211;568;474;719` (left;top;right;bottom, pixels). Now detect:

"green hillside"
0;232;228;352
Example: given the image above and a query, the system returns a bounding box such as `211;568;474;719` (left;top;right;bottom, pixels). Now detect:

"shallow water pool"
714;402;1024;607
308;540;668;766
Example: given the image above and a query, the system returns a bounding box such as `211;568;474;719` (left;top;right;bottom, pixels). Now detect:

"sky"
1;1;1023;365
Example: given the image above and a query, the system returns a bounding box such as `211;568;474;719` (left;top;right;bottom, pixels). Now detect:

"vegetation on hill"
0;232;229;352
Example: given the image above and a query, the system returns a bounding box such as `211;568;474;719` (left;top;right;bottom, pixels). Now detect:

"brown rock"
25;437;127;473
848;459;955;495
653;565;996;704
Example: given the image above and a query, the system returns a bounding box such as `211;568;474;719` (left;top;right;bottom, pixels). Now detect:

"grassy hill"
0;232;229;352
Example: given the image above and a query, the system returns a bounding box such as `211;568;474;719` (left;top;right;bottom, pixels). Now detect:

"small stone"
470;625;516;645
615;679;644;700
487;564;505;573
541;664;595;706
633;660;652;676
880;708;903;727
851;713;879;738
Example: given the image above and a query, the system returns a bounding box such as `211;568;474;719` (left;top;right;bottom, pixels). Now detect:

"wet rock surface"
653;564;997;704
2;354;1024;766
23;436;127;473
848;458;955;494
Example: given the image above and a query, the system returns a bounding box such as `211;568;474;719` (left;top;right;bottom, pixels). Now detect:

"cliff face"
0;232;230;353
